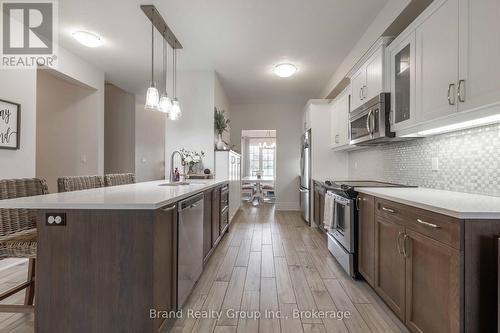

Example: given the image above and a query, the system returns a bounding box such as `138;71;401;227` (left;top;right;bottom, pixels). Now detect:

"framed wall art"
0;99;21;150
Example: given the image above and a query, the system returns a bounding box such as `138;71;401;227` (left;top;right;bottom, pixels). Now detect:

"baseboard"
275;202;301;211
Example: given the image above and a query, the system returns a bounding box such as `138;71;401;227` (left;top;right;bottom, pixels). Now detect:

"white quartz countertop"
355;187;500;219
0;179;229;210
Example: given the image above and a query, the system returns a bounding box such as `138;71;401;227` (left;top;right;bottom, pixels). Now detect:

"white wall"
165;71;216;176
0;70;37;179
215;73;231;145
320;0;410;98
308;102;349;181
135;95;166;182
36;70;101;192
104;83;135;174
0;47;105;181
230;103;303;210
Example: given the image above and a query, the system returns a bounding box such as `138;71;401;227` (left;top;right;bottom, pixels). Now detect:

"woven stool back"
104;173;136;187
0;178;49;237
57;175;104;193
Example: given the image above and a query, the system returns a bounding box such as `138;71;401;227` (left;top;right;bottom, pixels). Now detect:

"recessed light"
72;30;104;48
273;63;297;78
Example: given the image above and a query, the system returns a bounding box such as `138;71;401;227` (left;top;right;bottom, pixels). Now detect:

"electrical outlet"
46;213;66;226
431;157;439;171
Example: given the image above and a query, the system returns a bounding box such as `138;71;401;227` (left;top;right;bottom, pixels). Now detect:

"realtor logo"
1;0;58;68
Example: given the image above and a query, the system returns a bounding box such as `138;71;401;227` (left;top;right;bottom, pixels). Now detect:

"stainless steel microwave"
349;93;395;146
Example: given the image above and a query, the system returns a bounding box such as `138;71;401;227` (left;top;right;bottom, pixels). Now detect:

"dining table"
242;176;275;205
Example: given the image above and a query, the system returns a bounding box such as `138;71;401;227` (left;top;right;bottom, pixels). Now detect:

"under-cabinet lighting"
416;113;500;136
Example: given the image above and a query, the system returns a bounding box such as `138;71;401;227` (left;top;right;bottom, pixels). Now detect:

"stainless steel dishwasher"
177;193;204;308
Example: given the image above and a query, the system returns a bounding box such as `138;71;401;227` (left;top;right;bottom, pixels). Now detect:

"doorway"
240;130;276;204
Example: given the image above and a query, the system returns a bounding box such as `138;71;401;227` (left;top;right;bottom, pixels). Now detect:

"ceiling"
59;0;389;104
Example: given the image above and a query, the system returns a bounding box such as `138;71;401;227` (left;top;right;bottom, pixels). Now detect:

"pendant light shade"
145;86;160;111
168;46;181;120
159;32;172;114
144;9;160;111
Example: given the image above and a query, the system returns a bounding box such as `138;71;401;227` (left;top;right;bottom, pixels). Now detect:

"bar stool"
0;178;49;313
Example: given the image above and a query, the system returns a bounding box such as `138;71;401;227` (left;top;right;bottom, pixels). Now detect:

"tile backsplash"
348;123;500;197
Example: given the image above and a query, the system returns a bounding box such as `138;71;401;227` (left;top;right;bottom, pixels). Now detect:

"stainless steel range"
322;180;413;278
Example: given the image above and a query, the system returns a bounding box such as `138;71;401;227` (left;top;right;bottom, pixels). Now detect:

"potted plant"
214;107;230;150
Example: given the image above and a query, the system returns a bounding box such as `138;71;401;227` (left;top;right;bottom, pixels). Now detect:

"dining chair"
57;175;105;192
0;178;49;313
104;173;136;187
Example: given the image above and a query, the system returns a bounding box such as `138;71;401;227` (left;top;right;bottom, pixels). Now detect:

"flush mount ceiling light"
273;63;297;78
72;31;103;48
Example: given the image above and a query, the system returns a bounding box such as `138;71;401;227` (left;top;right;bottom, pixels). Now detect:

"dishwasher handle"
179;193;204;212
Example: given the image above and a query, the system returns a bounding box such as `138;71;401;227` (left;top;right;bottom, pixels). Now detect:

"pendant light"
144;9;160;111
169;44;181;120
159;29;172;114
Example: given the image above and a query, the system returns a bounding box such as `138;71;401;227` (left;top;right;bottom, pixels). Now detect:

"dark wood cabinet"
357;193;375;286
404;229;459;333
313;181;325;228
318;189;325;226
374;216;406;321
202;182;230;264
212;186;221;246
154;204;178;331
313;184;320;226
203;189;213;261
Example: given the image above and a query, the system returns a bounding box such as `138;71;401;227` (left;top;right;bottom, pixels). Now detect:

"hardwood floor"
173;204;409;333
0;204;409;333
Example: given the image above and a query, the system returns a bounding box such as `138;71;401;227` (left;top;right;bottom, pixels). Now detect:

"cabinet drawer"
375;198;460;249
375;198;411;225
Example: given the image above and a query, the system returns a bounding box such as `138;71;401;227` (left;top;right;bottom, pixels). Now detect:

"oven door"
331;195;355;252
349;106;382;145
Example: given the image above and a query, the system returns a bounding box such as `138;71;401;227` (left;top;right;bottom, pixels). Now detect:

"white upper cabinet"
390;0;500;136
351;67;366;111
350;42;388;112
389;32;416;131
415;0;459;124
458;0;500;113
330;91;350;150
365;48;384;102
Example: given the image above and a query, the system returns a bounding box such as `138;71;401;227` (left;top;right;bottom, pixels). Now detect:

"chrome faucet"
170;150;183;182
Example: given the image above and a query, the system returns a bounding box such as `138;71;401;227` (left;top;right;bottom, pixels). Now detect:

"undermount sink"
159;182;190;186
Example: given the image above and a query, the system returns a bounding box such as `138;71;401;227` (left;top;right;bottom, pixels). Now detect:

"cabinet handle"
161;205;176;212
416;218;440;228
403;234;409;258
381;206;395;214
356;197;361;211
457;79;466;103
397;231;404;255
447;83;456;105
335;134;340;144
362;85;367;99
359;87;363;100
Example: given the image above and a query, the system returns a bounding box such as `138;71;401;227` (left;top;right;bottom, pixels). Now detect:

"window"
246;138;276;178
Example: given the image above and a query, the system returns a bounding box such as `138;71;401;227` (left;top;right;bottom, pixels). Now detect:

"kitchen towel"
323;192;335;230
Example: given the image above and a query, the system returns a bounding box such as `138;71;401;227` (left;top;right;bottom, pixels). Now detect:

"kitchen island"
0;179;230;333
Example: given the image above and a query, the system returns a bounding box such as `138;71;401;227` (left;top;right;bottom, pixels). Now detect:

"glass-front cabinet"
389;32;416;132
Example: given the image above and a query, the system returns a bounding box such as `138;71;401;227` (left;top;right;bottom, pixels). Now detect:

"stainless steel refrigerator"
299;130;311;224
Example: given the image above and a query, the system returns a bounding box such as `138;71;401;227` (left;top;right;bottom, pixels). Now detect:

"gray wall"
104;83;135;174
36;70;101;192
348;123;500;197
231;103;303;210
